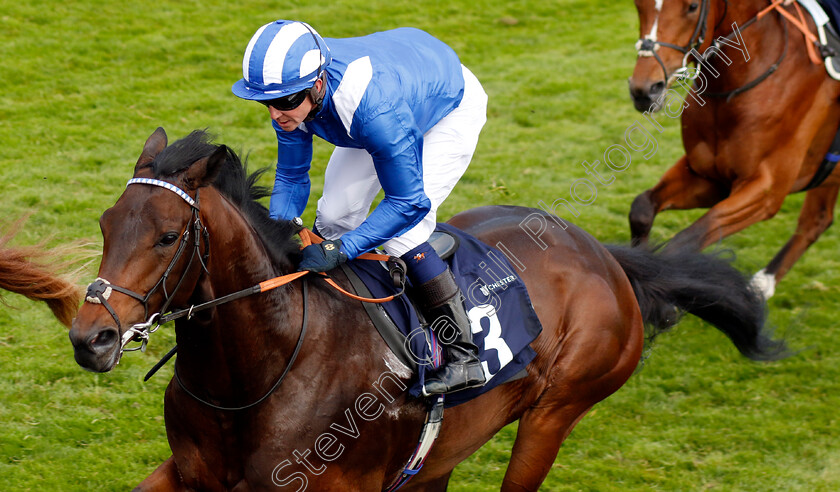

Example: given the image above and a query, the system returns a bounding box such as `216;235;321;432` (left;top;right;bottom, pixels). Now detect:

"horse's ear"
183;145;227;191
135;127;168;172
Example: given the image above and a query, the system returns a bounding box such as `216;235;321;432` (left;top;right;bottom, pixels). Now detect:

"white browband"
126;178;197;208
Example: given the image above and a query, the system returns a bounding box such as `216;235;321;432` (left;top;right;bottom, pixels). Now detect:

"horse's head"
628;0;715;112
69;128;226;372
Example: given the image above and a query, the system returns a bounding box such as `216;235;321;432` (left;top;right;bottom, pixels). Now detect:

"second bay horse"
628;0;840;297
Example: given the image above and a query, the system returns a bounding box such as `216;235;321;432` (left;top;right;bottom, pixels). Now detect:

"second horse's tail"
0;242;82;328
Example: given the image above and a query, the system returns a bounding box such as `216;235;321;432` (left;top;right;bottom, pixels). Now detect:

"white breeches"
314;65;488;257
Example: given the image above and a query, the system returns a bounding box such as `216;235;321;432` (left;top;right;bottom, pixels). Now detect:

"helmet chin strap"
304;74;327;122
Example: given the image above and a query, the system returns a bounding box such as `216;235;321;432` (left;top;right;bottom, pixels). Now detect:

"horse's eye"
158;232;180;247
688;2;699;13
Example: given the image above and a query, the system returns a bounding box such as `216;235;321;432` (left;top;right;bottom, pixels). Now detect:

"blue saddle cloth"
821;0;840;32
346;223;543;408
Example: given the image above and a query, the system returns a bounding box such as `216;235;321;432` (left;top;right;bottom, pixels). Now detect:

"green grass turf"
2;0;839;490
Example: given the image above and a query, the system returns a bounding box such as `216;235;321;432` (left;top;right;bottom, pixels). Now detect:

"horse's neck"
165;191;421;474
171;190;406;421
173;190;303;398
707;0;785;88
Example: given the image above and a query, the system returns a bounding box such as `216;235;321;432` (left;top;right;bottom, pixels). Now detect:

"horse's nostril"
90;328;118;351
649;81;666;98
628;79;666;102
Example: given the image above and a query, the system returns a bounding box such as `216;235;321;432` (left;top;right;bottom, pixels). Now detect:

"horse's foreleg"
753;184;840;298
401;471;453;492
629;155;726;246
133;456;185;492
665;170;787;253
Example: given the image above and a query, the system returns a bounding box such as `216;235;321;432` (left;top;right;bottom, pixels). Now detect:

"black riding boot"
419;268;486;396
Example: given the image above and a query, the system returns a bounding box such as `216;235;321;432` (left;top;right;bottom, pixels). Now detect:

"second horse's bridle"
634;0;715;83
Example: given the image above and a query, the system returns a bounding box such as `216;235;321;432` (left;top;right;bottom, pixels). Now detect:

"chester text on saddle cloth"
347;223;543;408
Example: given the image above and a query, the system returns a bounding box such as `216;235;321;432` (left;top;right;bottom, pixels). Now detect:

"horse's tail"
0;220;83;328
604;244;789;361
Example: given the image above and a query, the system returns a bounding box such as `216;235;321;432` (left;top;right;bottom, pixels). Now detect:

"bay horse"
628;0;840;298
0;218;81;327
69;128;786;491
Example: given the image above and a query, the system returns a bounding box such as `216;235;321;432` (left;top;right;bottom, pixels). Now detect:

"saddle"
341;223;542;408
339;230;459;374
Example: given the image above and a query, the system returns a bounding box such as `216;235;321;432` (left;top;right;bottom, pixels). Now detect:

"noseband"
84;178;209;362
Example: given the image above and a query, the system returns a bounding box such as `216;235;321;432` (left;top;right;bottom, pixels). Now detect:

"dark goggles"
259;89;309;111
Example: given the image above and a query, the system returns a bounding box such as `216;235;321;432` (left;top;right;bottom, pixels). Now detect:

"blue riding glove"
298;239;348;272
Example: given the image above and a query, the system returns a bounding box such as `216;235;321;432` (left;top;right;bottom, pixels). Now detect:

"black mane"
152;130;302;268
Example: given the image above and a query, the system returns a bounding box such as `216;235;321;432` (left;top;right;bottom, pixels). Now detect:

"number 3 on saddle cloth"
343;223;543;408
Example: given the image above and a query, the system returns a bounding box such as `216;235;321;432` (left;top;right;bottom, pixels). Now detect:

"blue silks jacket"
268;27;465;260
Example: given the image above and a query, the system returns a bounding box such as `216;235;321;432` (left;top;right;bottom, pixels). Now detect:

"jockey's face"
267;79;322;132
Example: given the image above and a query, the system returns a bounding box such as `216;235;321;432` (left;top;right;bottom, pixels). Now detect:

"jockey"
232;20;488;396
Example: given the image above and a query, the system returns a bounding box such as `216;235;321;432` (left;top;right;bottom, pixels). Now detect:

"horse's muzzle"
69;321;120;372
628;77;666;113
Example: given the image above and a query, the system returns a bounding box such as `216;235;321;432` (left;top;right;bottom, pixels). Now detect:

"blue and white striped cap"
232;20;331;101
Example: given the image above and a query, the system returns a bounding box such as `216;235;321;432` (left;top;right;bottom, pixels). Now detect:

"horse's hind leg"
752;184;840;298
629;155;727;246
500;402;593;492
501;300;644;490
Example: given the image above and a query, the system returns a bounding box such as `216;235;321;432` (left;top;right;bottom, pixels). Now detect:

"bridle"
84;177;210;362
85;175;440;485
83;177;312;413
633;0;802;99
84;176;406;411
635;0;715;84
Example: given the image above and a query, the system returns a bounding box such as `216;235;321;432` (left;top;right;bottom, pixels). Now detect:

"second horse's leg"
752;184;840;298
629;155;727;247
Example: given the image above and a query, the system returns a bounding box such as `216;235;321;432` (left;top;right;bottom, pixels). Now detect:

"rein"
173;278;310;411
704;14;789;100
87;177;408;408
